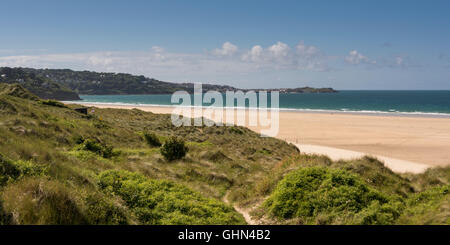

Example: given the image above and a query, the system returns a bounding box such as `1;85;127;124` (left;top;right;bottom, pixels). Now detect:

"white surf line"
292;143;431;174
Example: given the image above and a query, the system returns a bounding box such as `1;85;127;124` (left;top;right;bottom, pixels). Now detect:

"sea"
72;91;450;117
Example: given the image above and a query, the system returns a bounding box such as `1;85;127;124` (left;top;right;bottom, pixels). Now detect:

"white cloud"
0;41;419;83
0;41;332;80
0;42;417;85
241;41;328;71
88;53;114;66
387;55;416;68
242;45;264;62
345;50;375;65
151;46;165;53
344;51;419;69
296;41;319;57
268;41;290;59
212;42;238;57
0;50;256;81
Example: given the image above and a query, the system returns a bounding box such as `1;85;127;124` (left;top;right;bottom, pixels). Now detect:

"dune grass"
0;83;448;225
0;84;296;224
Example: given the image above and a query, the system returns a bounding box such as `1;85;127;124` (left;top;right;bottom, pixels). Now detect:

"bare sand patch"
293;144;430;174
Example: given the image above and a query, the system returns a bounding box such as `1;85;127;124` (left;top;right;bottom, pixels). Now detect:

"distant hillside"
0;67;80;100
1;67;336;100
269;87;337;93
21;67;337;95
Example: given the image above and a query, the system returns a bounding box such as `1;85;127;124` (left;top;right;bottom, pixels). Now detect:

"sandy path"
223;191;258;225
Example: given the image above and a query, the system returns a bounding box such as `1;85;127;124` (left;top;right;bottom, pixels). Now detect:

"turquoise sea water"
75;91;450;116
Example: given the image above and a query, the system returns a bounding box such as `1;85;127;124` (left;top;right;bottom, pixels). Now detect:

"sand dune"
293;144;430;174
68;103;450;173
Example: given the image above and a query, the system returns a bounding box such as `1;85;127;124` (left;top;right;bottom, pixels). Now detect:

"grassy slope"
0;84;297;224
0;84;448;225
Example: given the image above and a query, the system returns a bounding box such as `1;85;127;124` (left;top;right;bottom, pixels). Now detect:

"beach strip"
65;102;450;173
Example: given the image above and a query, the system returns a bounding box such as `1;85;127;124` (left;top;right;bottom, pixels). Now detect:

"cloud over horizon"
0;41;421;86
0;41;332;81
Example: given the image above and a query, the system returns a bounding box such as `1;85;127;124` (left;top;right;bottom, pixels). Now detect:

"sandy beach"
72;103;450;173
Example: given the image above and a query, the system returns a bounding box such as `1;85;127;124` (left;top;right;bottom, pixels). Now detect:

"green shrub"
83;193;131;225
264;167;396;224
0;154;20;186
143;132;161;147
353;200;404;225
81;139;103;153
77;139;117;158
0;154;47;186
40;99;67;108
98;170;245;225
13;160;48;177
160;137;188;161
73;135;85;144
228;126;243;134
396;185;450;224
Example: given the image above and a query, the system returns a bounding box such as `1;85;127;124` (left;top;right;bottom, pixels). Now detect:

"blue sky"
1;0;450;89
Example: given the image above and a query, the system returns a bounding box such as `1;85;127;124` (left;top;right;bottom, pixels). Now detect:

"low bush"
0;154;47;186
228;126;243;135
98;170;245;225
77;139;117;158
143;132;161;147
160;137;188;161
73;135;85;145
83;193;132;225
0;154;20;186
264;167;399;224
353;199;404;225
396;185;450;224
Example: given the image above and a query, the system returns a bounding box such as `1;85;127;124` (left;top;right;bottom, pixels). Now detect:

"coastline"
64;100;450;118
65;102;450;173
